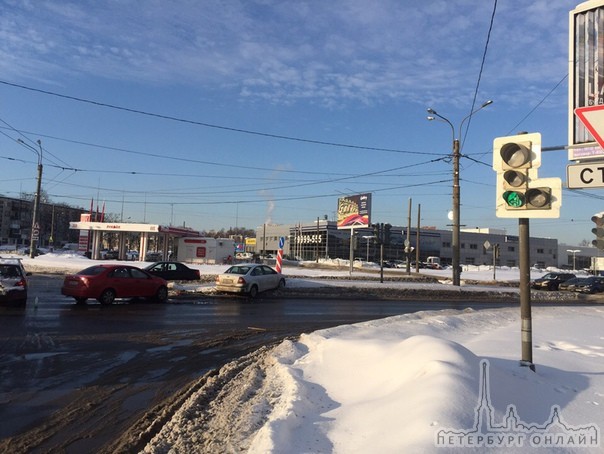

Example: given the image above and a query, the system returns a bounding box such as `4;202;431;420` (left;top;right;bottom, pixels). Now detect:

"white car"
215;263;285;297
0;258;30;306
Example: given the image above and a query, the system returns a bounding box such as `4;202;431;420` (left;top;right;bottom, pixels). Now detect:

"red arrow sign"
575;105;604;148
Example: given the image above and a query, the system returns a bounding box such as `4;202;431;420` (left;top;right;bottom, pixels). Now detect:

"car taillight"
15;278;26;288
237;277;246;284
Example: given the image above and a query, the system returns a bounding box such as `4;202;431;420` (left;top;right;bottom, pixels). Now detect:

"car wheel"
75;297;87;305
155;286;168;303
98;289;116;305
248;285;259;298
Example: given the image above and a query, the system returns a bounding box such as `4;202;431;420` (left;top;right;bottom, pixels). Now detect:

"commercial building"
256;221;563;268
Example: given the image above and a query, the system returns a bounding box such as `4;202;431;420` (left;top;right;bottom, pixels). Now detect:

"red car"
61;264;168;305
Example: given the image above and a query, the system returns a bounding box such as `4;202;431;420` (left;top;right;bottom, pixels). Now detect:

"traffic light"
372;223;381;243
383;223;391;245
592;213;604;249
493;132;561;218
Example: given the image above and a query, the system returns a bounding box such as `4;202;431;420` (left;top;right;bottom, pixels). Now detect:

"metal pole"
452;138;461;286
493;244;497;281
50;204;55;251
380;242;384;283
262;223;266;258
316;217;320;263
415;203;421;273
349;228;354;275
325;221;329;259
406;198;412;275
519;218;535;371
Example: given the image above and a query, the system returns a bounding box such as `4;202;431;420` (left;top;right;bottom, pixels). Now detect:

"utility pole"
452;138;461;285
18;139;43;258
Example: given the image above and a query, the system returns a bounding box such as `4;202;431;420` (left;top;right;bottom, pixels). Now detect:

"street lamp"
18;139;43;258
362;235;373;262
566;249;580;270
427;100;493;286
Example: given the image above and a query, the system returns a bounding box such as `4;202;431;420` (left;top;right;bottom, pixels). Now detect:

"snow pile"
143;306;604;453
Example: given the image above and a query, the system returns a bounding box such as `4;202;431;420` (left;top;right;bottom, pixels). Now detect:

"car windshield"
226;266;251;275
76;266;107;276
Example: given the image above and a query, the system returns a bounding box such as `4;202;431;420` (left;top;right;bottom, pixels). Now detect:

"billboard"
337;193;371;229
569;0;604;160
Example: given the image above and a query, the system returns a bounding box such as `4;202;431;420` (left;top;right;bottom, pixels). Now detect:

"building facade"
256;221;563;268
0;195;87;250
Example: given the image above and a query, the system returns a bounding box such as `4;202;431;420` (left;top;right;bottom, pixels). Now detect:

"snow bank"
143;306;604;453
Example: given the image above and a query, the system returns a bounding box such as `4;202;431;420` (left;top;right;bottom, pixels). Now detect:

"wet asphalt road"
0;274;517;453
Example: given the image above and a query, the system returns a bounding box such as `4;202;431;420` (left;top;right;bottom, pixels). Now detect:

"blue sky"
0;0;595;245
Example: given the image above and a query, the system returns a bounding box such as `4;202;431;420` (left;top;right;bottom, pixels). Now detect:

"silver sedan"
215;263;285;297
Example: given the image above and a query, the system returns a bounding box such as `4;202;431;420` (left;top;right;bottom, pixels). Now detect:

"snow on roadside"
141;306;604;453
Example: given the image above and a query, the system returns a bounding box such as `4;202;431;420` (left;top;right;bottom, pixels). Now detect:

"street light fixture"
18;138;43;258
362;235;373;262
566;249;580;271
426;100;493;286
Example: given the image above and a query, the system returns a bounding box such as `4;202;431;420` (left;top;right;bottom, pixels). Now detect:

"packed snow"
11;252;604;453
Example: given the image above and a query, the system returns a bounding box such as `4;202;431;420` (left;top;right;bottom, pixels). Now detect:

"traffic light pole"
519;218;535;371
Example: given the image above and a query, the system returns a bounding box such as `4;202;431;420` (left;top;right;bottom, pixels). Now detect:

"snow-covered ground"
10;252;604;452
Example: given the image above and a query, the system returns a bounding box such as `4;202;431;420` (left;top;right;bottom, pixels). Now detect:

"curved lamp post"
426;100;493;286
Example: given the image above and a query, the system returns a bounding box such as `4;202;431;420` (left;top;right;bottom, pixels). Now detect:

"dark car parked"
558;277;585;292
531;272;576;291
573;276;604;294
144;261;201;281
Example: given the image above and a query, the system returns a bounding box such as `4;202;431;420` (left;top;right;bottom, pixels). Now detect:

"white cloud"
0;0;578;108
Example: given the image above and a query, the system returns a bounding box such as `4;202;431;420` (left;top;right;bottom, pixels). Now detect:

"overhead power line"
0;79;440;156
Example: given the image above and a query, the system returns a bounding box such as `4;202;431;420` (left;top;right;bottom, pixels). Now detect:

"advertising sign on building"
336;193;371;229
569;0;604;160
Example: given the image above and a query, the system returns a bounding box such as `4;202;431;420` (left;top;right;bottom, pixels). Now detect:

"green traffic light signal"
502;190;525;207
503;188;551;209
